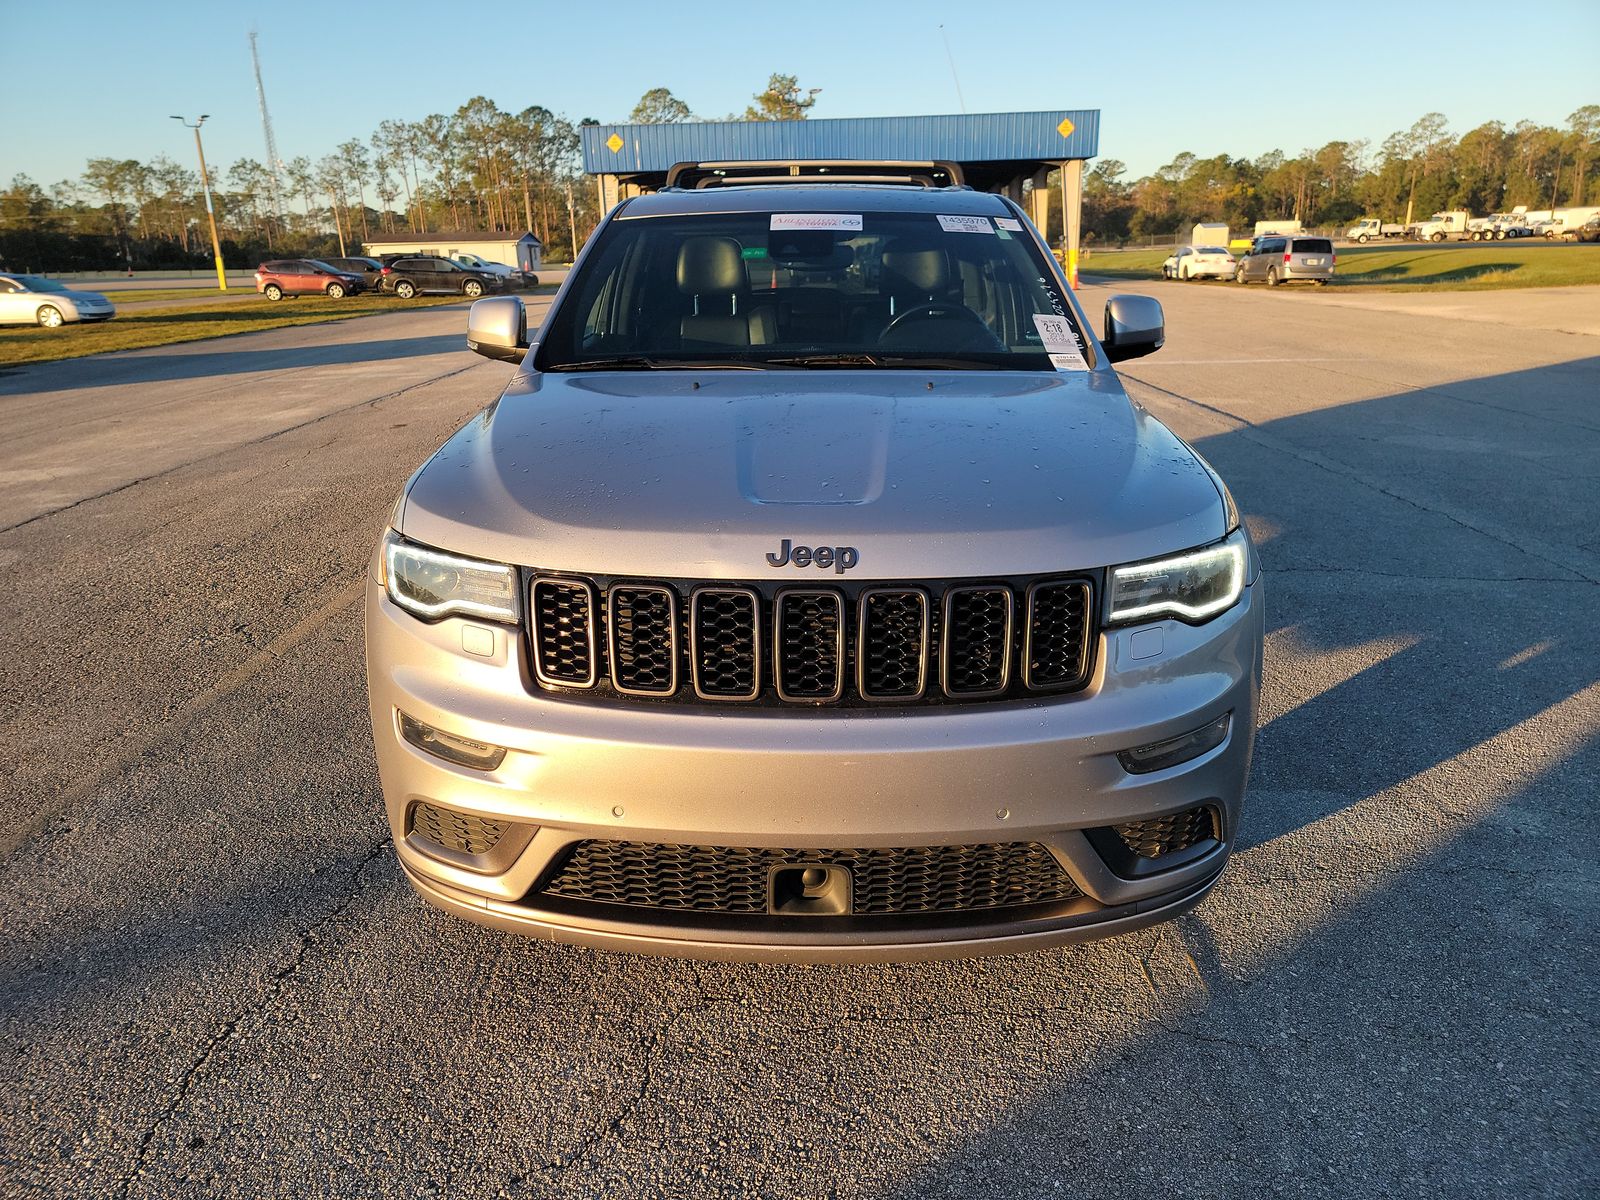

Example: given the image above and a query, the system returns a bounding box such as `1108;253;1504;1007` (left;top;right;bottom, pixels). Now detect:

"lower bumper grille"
1113;805;1218;859
538;840;1080;916
410;802;508;856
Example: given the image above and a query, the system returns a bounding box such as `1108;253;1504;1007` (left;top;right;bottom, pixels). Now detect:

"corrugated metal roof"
614;184;1017;218
581;111;1099;175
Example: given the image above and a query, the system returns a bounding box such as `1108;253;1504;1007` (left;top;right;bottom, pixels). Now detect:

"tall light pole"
172;115;228;291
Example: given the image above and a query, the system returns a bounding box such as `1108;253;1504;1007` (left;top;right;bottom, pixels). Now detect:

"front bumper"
364;570;1263;962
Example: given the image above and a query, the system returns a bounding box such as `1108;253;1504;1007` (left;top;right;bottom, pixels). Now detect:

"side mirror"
1103;295;1164;363
466;296;527;363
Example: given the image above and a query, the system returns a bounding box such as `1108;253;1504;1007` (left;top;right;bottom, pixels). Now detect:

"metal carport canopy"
581;110;1099;187
581;109;1102;287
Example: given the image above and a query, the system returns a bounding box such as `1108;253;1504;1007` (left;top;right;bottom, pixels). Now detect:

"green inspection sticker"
741;246;768;259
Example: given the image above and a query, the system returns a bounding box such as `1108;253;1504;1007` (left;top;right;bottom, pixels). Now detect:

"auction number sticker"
771;214;863;231
936;214;995;235
1032;313;1089;372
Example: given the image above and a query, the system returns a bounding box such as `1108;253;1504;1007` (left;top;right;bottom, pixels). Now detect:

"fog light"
1118;712;1231;775
398;711;507;770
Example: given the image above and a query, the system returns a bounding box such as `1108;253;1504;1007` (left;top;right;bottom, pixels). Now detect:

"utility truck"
1346;218;1404;242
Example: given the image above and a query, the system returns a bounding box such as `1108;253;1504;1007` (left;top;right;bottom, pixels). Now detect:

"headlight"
1106;529;1247;625
382;530;519;623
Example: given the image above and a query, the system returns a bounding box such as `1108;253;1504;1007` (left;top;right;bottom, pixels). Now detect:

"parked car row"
1162;235;1335;287
253;254;531;301
0;272;116;327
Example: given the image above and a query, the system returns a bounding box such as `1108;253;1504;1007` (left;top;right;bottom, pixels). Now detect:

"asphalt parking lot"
1;281;1596;1197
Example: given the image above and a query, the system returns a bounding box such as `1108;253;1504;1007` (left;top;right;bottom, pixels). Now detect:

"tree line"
0;75;817;272
1078;107;1598;245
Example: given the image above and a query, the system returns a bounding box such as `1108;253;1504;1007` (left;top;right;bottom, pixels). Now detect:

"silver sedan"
0;274;117;327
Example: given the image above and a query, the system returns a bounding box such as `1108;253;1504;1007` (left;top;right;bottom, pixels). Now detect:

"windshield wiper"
544;356;770;372
761;353;884;368
766;353;1032;371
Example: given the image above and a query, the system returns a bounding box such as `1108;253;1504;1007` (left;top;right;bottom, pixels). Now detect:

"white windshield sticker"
936;214;995;235
1033;313;1089;371
995;217;1024;231
770;213;863;231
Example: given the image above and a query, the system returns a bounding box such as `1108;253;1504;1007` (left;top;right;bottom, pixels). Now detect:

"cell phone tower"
249;30;285;222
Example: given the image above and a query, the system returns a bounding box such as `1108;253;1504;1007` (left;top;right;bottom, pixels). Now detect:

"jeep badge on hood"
766;539;860;573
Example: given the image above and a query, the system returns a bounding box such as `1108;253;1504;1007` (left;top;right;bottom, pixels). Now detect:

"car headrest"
677;236;745;294
881;244;949;294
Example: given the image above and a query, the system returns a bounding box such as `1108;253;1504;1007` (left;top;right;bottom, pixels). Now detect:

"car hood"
65;291;111;305
398;368;1226;579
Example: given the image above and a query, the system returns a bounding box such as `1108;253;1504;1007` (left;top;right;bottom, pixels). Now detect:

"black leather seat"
677;237;774;348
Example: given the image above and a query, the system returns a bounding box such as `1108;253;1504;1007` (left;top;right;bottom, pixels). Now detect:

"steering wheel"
880;302;991;340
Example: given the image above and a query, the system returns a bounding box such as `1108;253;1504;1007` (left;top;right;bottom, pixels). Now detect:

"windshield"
11;275;70;293
538;208;1087;372
1196;246;1229;255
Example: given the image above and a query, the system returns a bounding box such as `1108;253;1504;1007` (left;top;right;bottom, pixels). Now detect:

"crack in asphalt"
1120;373;1600;586
0;361;484;537
534;972;745;1187
114;835;391;1200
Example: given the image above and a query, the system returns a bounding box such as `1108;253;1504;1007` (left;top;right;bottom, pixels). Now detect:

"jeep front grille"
526;574;1093;707
538;840;1081;915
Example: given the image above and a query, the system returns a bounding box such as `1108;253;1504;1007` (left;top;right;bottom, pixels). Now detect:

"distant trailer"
362;230;543;274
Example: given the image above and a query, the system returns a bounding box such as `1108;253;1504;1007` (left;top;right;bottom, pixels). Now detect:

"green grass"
0;285;561;368
1077;243;1600;291
0;293;465;367
98;287;239;303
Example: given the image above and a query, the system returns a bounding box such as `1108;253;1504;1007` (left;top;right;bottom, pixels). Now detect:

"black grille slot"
691;588;760;700
1024;581;1091;690
942;587;1013;696
775;590;843;702
858;589;928;700
530;577;596;687
1114;806;1219;859
539;841;1081;915
411;802;507;856
608;585;677;695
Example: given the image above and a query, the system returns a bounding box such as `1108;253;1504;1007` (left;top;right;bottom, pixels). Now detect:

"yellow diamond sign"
606;132;624;153
1057;117;1075;139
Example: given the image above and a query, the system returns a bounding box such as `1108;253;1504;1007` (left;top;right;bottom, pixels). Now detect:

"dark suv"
379;256;499;299
321;256;386;292
254;259;365;300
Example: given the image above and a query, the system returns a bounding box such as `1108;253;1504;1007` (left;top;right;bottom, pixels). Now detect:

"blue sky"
2;0;1595;190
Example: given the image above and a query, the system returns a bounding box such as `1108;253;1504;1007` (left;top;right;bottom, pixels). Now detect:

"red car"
254;259;365;300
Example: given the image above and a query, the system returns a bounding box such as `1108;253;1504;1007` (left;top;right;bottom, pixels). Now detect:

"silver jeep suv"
365;184;1263;961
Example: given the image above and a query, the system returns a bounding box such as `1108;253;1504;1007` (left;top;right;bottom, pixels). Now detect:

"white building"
362;230;542;273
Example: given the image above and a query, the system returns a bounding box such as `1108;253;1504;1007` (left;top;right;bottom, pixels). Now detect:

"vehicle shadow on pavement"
1200;356;1599;850
0;332;468;395
862;357;1600;1195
